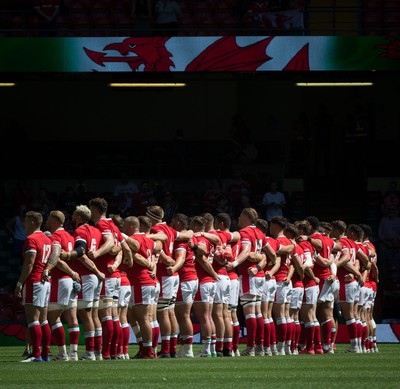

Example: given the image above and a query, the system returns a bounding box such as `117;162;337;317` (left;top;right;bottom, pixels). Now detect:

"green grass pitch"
1;344;399;388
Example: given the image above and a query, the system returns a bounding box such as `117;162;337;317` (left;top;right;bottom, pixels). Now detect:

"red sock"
263;321;270;348
94;329;102;353
232;323;240;350
51;322;65;346
305;323;315;350
111;318;121;357
245;315;257;348
101;317;114;358
285;320;293;344
152;325;160;351
216;338;223;352
84;331;95;352
362;324;368;348
270;320;277;346
41;321;52;357
161;337;171;354
314;322;322;350
276;318;287;343
294;321;301;349
122;324;130;354
171;335;178;355
321;319;332;345
29;321;42;359
346;319;357;340
68;325;80;348
255;315;264;346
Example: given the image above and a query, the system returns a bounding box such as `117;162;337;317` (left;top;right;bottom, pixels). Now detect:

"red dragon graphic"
84;36;310;72
376;35;400;59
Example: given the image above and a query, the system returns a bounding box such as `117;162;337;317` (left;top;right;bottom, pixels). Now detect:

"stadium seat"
196;13;219;30
213;0;233;15
110;0;131;14
54;14;72;36
192;0;213;14
363;0;384;10
26;13;42;36
362;12;384;32
90;0;111;14
384;12;400;34
112;12;134;35
92;12;114;36
5;13;26;36
65;0;87;14
177;0;193;15
384;0;400;10
70;12;93;36
179;13;196;28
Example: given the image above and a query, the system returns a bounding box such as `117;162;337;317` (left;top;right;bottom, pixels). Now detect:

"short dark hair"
306;216;320;230
270;215;288;229
331;220;347;234
359;223;372;239
172;213;189;229
284;223;298;239
215;213;231;229
255;218;269;234
89;197;108;213
189;216;206;230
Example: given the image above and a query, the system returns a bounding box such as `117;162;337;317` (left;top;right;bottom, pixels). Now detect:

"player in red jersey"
42;210;80;361
87;197;133;360
146;205;193;358
297;217;340;354
256;218;279;356
200;212;221;356
213;212;241;357
284;223;305;355
360;223;379;352
226;208;268;357
189;216;220;357
269;216;296;355
353;226;375;353
345;224;372;353
168;213;199;357
110;214;132;360
331;221;365;353
294;220;321;354
228;224;243;356
124;216;162;359
16;211;52;362
138;215;167;358
56;205;105;361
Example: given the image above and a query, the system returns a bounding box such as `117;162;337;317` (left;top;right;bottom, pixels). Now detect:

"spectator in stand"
203;180;226;214
381;181;400;216
162;192;178;224
131;0;153;37
58;186;81;216
268;0;287;11
154;0;181;37
6;203;28;257
113;177;139;210
133;180;156;215
33;0;61;36
110;196;133;220
32;187;56;220
262;180;286;222
11;181;33;211
378;206;400;277
245;0;271;34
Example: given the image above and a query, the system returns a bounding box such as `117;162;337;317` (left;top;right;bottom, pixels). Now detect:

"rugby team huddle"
15;197;379;362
